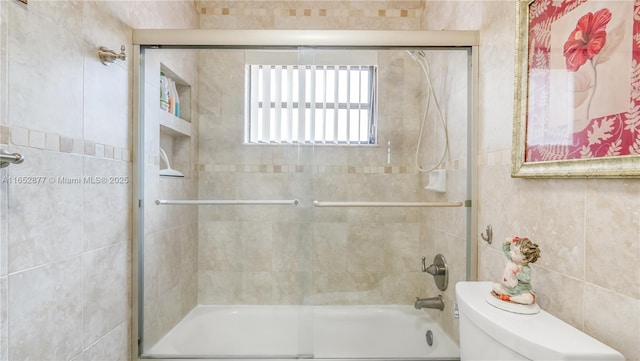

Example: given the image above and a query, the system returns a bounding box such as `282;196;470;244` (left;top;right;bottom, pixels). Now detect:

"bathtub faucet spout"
414;295;444;311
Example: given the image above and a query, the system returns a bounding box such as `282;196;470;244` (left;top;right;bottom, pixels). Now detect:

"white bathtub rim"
144;304;459;360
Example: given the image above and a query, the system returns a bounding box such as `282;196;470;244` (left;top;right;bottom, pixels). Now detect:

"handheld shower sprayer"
159;147;185;177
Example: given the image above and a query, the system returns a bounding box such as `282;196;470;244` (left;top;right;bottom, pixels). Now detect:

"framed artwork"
512;0;640;177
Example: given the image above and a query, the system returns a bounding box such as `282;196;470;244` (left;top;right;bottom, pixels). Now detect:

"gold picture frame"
512;0;640;178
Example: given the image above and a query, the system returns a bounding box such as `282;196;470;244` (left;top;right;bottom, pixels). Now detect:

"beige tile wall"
423;1;640;360
196;4;469;343
0;1;198;360
196;48;439;306
198;0;425;30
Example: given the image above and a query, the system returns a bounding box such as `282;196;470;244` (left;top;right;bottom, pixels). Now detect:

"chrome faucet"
414;295;444;311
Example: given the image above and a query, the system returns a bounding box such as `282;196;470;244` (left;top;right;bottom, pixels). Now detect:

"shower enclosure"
133;30;478;359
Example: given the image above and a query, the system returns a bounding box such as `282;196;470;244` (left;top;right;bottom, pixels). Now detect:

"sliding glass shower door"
135;41;475;359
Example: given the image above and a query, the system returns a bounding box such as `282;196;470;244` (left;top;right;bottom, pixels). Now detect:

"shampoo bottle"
167;78;175;115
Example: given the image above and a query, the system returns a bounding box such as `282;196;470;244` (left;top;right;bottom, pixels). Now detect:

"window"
244;51;377;145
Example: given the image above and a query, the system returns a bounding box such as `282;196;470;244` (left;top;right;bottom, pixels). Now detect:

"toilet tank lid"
455;282;624;361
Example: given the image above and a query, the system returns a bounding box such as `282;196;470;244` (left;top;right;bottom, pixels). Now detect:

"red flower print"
563;8;612;72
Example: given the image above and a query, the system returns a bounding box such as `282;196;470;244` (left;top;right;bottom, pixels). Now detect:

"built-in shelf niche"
159;63;192;178
159;111;191;137
160;64;191;122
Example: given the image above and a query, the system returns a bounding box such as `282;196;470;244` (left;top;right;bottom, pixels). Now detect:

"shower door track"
132;29;478;48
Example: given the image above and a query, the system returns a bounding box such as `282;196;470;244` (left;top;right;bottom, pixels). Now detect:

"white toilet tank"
455;282;625;361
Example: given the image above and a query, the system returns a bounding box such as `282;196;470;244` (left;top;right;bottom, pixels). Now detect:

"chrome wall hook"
480;224;493;244
98;45;126;65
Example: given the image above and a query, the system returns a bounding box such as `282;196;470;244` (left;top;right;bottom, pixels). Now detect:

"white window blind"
244;54;377;145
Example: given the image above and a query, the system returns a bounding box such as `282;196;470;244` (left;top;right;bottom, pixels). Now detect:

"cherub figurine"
492;236;541;305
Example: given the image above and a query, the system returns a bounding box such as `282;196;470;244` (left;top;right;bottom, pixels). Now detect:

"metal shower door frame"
131;29;479;361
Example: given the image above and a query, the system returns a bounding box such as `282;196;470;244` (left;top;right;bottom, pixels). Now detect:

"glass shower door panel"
139;47;315;359
302;47;472;360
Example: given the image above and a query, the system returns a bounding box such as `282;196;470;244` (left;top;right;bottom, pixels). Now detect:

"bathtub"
144;305;460;360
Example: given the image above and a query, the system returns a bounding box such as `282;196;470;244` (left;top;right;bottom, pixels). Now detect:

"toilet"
455;282;625;361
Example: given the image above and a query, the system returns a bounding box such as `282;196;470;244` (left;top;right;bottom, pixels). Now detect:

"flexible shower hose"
411;51;450;173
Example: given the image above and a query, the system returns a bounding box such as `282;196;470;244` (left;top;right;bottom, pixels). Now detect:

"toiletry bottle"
167;78;175;115
160;72;170;111
172;80;180;117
